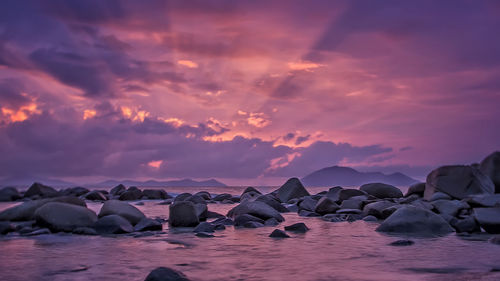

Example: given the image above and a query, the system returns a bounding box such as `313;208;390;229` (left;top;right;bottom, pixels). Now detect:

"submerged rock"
376;206;454;236
269;229;290;238
144;267;190;281
389;240;415;246
275;178;310;203
424;165;494;200
94;215;133;234
169;201;199;227
34;202;98;232
360;183;403;199
98;200;145;225
284;222;309;233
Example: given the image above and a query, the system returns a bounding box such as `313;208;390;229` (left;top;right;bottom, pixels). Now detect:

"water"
1;186;500;281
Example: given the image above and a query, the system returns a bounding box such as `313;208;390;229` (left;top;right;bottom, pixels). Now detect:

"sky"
0;0;499;185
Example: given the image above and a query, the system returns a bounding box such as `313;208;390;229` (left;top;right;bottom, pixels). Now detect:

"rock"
376;206;454;236
424;165;495;200
275;178;310;203
0;221;15;234
339;198;363;210
285;204;298;212
211;217;234;226
24;182;59;198
35;202;98;232
326;186;343;201
451;216;480;233
298;210;320;217
194;191;211;200
363;215;378;222
255;195;289;213
336;209;362;215
409;199;434;210
213;193;232;202
397;194;420;204
72;227;98;235
185;195;206;205
195;232;214;237
234;214;265;226
62;186;90;197
23;228;51;236
84;191;107;201
240;191;260;203
110;184;126;196
144;267;190;281
214;224;226;230
298;197;318;212
466;194;500;207
389;240;414;246
314;197;340;215
227;201;284;222
134;218;163;232
406;183;425;197
269;229;290;238
473;207;500;233
94;215;134;234
174;193;192;202
338;189;366;201
489;236;500;245
0;196;86;221
242;221;264;228
480;151;500;192
98;200;146;225
193;222;215;233
119;186;143;200
206;211;225;219
143;189;170;200
360;183;403;199
0;187;21;201
429;192;452;201
264;218;279;226
431;200;469;217
363;201;397;218
193;203;208;221
158;199;173;205
241;187;262;196
380;205;404;219
284;222;309;233
169;201;199;227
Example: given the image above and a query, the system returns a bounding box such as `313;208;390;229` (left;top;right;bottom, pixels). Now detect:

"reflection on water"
1;187;500;281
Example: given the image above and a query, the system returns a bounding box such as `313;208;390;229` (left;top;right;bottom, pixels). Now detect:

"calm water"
1;186;500;281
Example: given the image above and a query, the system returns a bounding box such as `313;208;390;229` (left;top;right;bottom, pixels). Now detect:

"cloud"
177;60;199;68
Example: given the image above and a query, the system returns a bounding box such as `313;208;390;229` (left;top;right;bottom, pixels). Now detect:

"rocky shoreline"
0;151;499;281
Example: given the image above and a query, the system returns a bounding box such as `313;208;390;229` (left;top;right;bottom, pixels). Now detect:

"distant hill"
0;176;75;188
301;166;418;187
95;178;227;187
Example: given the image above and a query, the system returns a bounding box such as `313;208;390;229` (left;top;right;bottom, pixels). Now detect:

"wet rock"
144;267;190;281
134;218;163;232
193;203;208;221
241;187;262;196
405;183;425;197
0;196;86;221
119;186;143;201
432;200;469;217
234;214;265;226
298;197;318;212
298;210;320;217
314;197;340;215
338;189;366;201
389;240;414;246
193;222;215;233
325;186;343;201
35;202;98;232
284;222;309;233
275;178;310;203
110;184;126;196
363;201;398;218
211;217;234;226
206;211;225;219
363;215;378;222
94;215;134;234
264;218;279;226
377;206;454;236
451;216;480;233
242;221;264;228
473;207;500;233
84;191;107;201
0;221;15;234
24;182;59;198
480;151;500;192
429;192;452;201
143;189;170;200
424;165;495;200
194;191;211;200
195;232;214;238
174;193;192;202
0;187;21;201
169;201;199;227
227;201;284;222
339;198;363;210
98;200;146;225
360;183;403;199
240;191;260;203
72;227;98;235
269;229;290;238
255;195;289;213
213;193;232;202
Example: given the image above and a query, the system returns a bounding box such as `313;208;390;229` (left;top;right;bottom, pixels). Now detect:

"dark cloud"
0;79;31;109
295;135;310;145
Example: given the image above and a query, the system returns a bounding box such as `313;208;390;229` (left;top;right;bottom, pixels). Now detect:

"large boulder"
473;207;500;233
98;200;145;225
405;183;425;197
0;187;21;201
480;151;500;192
144;267;190;281
143;189;170;200
360;183;403;199
227;201;284;222
84;191;107;201
424;165;495;200
0;196;86;221
298;197;318;212
363;201;397;218
94;215;133;234
376;205;454;236
275;178;310;203
110;184;126;196
62;186;90;197
134;218;163;232
169;201;199;227
314;197;340;215
118;186;143;200
24;182;59;198
241;187;262;196
34;202;98;232
255;195;289;212
338;189;366;201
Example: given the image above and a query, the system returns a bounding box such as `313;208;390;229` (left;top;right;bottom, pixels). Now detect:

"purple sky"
0;1;499;185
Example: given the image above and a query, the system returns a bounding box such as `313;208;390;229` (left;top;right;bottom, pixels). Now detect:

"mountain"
0;176;75;188
94;178;227;187
301;166;418;187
